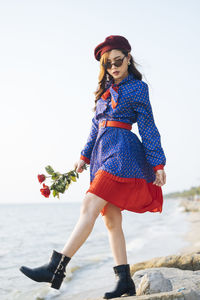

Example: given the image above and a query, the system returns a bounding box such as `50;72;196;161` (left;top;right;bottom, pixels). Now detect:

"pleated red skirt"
86;169;163;216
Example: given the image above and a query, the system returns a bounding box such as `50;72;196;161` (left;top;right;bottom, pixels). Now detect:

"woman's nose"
111;63;117;69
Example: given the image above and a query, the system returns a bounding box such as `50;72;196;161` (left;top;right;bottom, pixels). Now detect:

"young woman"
19;35;166;299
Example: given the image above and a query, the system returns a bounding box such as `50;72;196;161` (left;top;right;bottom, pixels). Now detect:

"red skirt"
86;169;163;216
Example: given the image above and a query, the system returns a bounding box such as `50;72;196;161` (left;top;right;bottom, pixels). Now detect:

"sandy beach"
178;210;200;255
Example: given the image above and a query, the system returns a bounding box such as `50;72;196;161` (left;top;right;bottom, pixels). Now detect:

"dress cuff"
153;164;164;172
80;155;90;164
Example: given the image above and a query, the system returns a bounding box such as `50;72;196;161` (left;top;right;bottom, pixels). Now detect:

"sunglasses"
102;55;126;69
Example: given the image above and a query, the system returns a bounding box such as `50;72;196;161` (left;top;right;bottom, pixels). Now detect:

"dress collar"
101;73;135;109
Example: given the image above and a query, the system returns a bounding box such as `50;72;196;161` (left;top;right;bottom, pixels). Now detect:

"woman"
19;35;166;299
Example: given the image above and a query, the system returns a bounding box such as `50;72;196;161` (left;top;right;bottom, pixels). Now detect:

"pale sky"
0;0;200;204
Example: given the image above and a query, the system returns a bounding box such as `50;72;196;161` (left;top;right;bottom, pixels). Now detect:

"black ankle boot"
103;264;136;299
19;250;71;290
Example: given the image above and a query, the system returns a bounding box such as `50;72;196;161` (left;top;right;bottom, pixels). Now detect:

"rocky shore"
85;198;200;300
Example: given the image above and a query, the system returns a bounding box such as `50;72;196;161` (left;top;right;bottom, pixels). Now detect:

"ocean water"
0;198;190;300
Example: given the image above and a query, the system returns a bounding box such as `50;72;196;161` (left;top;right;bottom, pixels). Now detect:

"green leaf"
71;171;77;177
53;189;61;199
53;189;57;197
56;186;65;193
45;165;55;175
51;172;60;180
70;175;77;182
53;179;66;193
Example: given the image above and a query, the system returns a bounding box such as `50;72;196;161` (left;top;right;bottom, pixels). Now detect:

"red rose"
38;174;46;183
40;183;51;198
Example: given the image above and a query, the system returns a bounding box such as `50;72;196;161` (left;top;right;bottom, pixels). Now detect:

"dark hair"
92;49;142;112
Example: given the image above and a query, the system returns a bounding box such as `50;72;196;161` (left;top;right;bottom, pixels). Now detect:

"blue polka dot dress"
80;73;166;216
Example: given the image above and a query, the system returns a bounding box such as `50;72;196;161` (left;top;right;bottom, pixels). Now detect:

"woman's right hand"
74;159;87;173
153;169;166;186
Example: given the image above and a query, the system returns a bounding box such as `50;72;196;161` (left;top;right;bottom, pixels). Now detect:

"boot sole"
123;289;136;296
103;288;136;299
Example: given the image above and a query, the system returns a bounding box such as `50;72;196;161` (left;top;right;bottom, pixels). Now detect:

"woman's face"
106;49;131;84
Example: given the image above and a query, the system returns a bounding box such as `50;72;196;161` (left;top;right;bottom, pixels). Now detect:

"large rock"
136;270;172;295
130;252;200;275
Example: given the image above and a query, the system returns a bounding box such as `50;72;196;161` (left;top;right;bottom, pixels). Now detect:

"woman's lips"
113;71;119;75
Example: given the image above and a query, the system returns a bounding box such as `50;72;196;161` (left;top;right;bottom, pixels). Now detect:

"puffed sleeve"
80;112;99;164
132;81;166;172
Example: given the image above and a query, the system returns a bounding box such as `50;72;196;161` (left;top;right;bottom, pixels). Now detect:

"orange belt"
99;120;132;130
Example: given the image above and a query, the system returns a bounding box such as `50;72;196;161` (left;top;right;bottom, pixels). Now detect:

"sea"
0;198;190;300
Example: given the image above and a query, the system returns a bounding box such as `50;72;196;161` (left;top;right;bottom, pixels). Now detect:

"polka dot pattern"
80;73;166;184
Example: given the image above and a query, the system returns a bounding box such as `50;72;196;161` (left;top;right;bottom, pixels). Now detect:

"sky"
0;0;200;204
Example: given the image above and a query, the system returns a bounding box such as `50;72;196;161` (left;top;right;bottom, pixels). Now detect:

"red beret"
94;35;131;61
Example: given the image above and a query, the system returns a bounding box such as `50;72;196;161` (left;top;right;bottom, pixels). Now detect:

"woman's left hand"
153;169;166;186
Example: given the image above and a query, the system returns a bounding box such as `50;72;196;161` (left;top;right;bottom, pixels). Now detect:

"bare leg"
102;203;127;265
61;192;107;257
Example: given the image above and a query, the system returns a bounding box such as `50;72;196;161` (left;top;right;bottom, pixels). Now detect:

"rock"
130;252;200;275
133;267;200;298
136;270;172;295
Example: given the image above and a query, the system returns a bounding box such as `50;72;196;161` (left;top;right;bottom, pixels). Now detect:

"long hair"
92;49;142;112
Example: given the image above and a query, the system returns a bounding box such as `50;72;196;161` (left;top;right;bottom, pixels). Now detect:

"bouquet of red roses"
37;164;88;199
